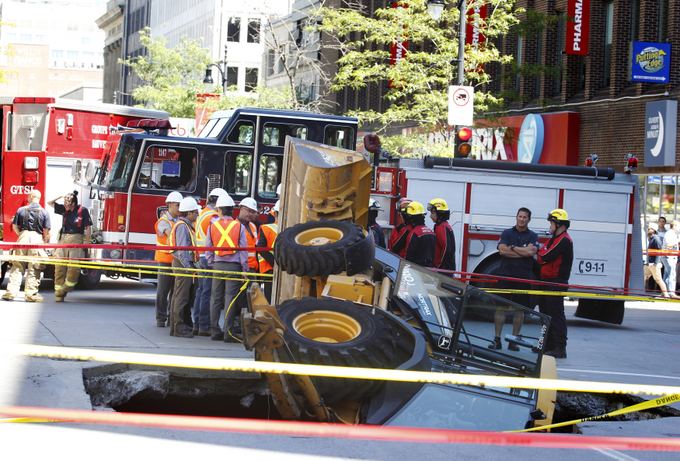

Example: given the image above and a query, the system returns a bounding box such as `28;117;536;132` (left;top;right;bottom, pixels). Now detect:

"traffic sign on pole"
448;85;474;126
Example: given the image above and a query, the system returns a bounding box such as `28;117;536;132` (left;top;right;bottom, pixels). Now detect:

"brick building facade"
490;0;679;176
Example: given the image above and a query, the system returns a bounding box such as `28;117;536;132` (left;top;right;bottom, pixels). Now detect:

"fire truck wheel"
277;297;416;404
275;220;374;277
77;269;102;290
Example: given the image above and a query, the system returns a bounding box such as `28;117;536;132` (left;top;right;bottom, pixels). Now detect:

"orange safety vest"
257;223;278;273
209;217;242;256
154;215;174;264
169;219;199;262
195;207;218;246
245;222;259;271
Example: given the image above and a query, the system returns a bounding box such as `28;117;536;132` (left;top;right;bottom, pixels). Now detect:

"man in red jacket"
394;201;435;267
388;197;412;258
428;198;456;271
536;208;574;359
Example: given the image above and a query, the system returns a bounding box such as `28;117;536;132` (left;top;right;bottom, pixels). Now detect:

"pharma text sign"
566;0;590;55
632;42;671;84
644;100;677;167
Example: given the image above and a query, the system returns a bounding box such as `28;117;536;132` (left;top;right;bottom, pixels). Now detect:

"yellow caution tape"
8;344;680;396
0;418;57;424
485;288;680;303
512;393;680;433
0;255;271;282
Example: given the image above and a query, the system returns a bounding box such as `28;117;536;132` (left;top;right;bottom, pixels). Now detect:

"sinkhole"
82;364;680;431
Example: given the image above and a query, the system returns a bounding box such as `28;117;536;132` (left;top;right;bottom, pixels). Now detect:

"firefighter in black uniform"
400;201;435;267
368;198;386;248
536;208;574;359
428;198;456;271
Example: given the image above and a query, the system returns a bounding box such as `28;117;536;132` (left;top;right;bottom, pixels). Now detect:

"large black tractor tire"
274;220;374;277
277;297;417;404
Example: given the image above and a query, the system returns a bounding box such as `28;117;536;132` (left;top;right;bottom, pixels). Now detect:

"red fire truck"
85;108;358;283
370;157;643;324
0;97;168;283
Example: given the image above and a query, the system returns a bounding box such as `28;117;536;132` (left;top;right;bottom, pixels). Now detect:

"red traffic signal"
455;126;473;158
456;127;473;142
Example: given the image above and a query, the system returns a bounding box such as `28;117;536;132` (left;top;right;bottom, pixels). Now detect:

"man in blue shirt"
489;207;538;351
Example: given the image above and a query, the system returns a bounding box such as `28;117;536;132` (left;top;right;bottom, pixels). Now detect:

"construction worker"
2;189;50;302
368;198;385;248
168;197;201;338
428;198;456;271
257;200;279;302
239;197;260;273
47;191;92;302
536;208;574;359
396;201;435;267
154;191;182;327
206;193;248;341
192;187;228;336
388;197;412;258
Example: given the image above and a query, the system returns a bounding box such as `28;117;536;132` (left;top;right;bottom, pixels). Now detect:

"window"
137;145;198;192
245;68;259;92
628;0;640;80
226;120;254;145
247;18;260;43
105;138;137;189
199;117;230;138
324;126;355;149
262;123;308;146
258;155;282;199
266;49;276;76
658;0;669;42
554;13;566;96
225;152;252;196
227;17;241;42
226;66;238;89
603;1;614;87
515;35;523;92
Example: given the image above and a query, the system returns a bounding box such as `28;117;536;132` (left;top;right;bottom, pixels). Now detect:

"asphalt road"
1;277;679;460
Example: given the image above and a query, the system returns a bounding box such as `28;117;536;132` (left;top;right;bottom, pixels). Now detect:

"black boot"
544;347;567;359
488;336;502;350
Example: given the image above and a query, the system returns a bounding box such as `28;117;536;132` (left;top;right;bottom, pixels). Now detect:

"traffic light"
455;126;473;158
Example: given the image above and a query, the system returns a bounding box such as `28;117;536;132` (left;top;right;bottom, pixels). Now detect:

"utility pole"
457;0;466;86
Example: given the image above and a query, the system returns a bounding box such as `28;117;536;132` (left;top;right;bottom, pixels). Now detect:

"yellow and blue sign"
632;42;671;84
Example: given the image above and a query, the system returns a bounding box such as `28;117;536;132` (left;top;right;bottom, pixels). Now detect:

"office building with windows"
0;0;106;99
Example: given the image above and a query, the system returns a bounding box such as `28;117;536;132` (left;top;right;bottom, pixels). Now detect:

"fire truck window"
137;145;198;192
106;141;137;189
225;152;252;196
197;119;218;138
207;117;229;138
262;123;308;146
226;121;254;145
258;155;282;199
324;126;354;149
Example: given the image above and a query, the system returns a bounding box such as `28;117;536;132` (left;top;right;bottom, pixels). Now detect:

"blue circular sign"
517;114;545;164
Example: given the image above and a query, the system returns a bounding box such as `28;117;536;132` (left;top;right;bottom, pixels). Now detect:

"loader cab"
373;247;550;378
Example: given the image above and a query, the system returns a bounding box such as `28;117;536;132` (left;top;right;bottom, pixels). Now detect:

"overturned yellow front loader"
241;137;557;430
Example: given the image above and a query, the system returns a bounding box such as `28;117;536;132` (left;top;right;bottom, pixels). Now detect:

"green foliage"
380;131;455;158
120;28;211;117
205;85;297;111
318;0;520;131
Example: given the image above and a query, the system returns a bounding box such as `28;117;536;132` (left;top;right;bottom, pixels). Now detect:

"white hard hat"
209;187;227;198
166;191;183;203
178;196;200;212
273;200;280;212
240;197;258;212
216;193;235;207
276;183;282;196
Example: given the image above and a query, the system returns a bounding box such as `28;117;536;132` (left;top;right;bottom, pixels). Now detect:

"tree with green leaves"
318;0;521;156
120;28;211;117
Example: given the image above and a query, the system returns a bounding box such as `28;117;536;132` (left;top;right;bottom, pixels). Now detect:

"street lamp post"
427;0;466;85
203;45;229;93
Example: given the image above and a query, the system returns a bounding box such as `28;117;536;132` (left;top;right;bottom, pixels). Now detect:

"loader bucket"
274;137;373;304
